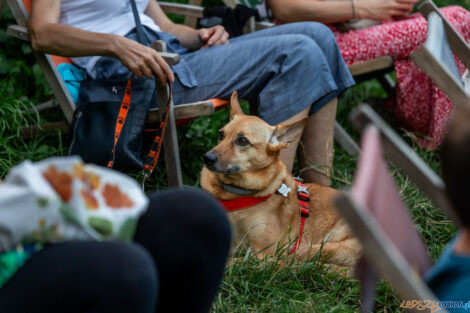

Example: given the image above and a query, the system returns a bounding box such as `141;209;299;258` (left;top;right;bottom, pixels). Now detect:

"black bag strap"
129;0;149;45
128;0;171;189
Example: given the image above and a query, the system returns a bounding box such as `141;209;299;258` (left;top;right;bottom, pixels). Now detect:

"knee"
302;22;339;51
105;243;158;300
285;34;318;52
284;34;326;65
301;21;335;38
148;188;232;250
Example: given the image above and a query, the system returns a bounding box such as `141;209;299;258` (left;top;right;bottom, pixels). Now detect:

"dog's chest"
228;193;299;245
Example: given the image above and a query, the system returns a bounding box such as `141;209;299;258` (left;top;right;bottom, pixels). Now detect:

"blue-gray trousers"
94;22;354;125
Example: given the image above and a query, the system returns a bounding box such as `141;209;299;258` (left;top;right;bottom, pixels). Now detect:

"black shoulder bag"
69;0;170;179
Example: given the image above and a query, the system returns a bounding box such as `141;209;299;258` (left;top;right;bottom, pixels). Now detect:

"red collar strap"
218;179;310;254
219;193;273;212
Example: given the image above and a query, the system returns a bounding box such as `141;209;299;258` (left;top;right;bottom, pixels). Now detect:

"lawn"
0;0;467;311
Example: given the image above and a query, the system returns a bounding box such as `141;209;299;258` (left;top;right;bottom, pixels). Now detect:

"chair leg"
153;42;183;187
377;73;396;97
249;100;258;116
334;121;361;156
156;83;183;187
0;0;6;19
163;106;183;187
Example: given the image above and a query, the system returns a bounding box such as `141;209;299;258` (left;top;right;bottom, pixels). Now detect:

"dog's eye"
218;131;224;141
236;137;250;146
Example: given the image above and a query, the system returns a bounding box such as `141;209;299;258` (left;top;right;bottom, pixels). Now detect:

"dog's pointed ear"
230;91;244;119
268;118;307;152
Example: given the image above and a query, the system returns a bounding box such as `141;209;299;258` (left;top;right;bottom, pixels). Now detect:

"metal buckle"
140;171;151;191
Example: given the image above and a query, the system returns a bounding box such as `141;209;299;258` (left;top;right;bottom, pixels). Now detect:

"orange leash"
107;75;172;189
107;75;133;169
141;84;172;184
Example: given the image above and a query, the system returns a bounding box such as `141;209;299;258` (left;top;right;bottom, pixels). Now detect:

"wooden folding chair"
220;0;403;154
411;0;470;108
5;0;363;187
6;0;231;187
334;125;447;313
349;104;455;221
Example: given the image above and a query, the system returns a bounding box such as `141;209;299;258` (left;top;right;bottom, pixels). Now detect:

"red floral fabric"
333;6;470;148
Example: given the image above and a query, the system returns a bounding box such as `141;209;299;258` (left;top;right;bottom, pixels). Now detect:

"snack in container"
0;156;149;253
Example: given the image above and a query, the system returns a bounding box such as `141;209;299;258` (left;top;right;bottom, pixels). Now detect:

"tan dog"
200;92;360;268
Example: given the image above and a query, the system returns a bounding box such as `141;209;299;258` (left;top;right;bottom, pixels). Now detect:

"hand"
356;0;418;21
198;25;229;49
112;36;174;84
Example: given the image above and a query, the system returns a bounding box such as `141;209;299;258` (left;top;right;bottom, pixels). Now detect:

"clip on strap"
140;83;172;189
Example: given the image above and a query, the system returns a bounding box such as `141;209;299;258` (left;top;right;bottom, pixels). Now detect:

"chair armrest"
147;100;215;123
159;1;204;18
255;21;275;30
7;24;29;41
7;25;180;66
348;56;394;77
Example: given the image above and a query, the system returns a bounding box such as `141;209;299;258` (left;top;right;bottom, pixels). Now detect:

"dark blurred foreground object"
202;4;260;37
0;188;232;313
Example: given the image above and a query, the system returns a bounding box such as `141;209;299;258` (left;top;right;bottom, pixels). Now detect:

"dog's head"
203;91;306;175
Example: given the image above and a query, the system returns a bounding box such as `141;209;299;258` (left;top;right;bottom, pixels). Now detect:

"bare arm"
28;0;173;82
268;0;418;24
145;0;229;50
144;0;201;50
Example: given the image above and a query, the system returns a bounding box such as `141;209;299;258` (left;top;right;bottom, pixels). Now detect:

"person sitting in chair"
425;105;470;308
265;0;470;149
27;0;355;186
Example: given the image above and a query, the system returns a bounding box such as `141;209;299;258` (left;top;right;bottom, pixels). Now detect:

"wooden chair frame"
349;104;455;221
411;0;470;108
334;191;445;312
218;0;407;156
335;113;450;311
6;0;223;187
6;0;405;187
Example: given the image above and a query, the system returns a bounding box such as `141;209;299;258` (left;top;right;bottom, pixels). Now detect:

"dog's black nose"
203;152;217;167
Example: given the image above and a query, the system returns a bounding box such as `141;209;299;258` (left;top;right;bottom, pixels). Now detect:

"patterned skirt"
333;6;470;149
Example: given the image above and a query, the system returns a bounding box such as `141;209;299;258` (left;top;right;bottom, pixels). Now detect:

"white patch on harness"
297;185;308;194
277;183;291;197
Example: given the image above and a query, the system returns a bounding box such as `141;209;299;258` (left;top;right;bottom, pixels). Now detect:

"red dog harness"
219;179;310;254
291;180;310;254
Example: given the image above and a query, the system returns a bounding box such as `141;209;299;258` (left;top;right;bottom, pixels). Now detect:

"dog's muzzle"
203;152;241;174
203;152;218;168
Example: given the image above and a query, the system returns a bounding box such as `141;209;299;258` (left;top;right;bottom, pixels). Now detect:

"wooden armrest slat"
20;101;215;138
147;100;215;124
7;24;28;41
255;21;275;30
7;25;180;66
348;56;394;77
159;1;204;18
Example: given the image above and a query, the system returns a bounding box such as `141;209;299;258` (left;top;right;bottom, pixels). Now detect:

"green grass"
0;1;464;311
